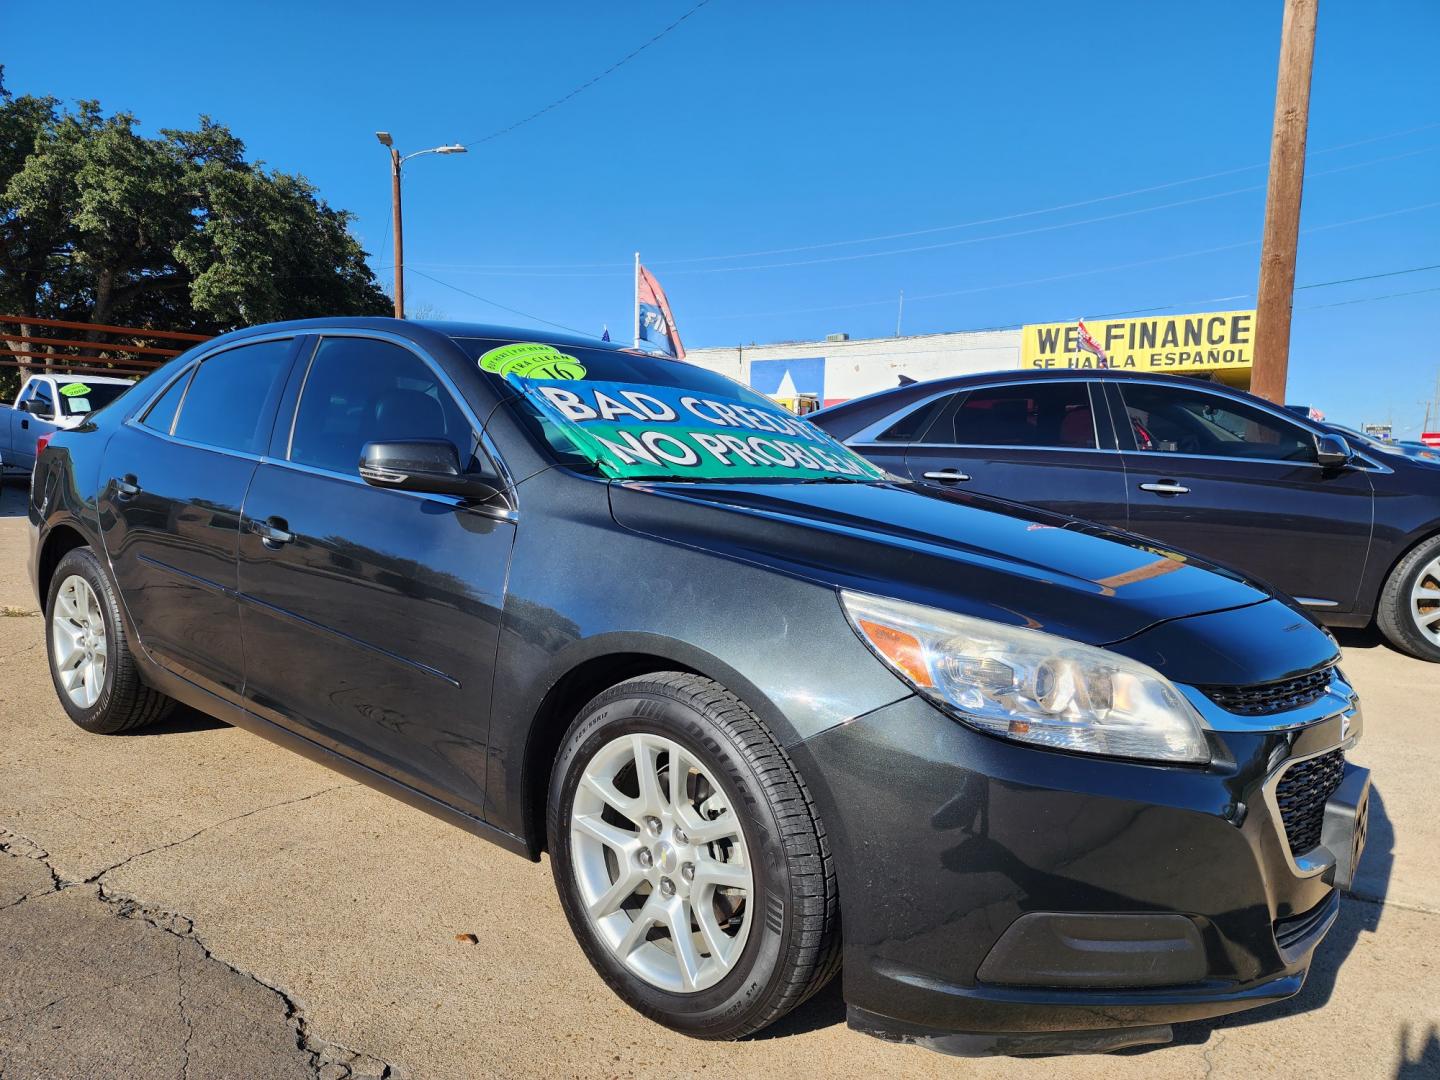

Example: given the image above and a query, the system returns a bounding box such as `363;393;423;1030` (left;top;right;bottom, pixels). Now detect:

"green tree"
0;67;389;393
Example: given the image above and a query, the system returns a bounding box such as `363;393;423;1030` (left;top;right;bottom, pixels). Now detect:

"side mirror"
359;439;502;501
1315;433;1354;468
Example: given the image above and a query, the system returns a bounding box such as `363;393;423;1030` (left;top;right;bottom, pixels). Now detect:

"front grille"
1200;665;1335;716
1275;749;1345;857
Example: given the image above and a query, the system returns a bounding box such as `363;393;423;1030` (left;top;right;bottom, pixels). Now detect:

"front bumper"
789;691;1368;1054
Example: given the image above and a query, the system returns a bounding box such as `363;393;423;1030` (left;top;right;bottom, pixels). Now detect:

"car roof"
43;373;134;386
811;367;1266;418
212;316;622;356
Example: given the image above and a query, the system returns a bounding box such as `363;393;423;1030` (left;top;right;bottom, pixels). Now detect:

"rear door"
1107;380;1375;611
901;379;1130;527
98;336;302;701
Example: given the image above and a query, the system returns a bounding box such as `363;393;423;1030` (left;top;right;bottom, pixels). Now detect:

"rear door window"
172;339;295;455
140;368;194;434
875;394;956;442
288;336;477;475
946;383;1097;448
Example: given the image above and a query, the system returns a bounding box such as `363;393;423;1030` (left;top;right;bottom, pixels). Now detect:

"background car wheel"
1377;534;1440;662
45;546;175;734
547;672;840;1039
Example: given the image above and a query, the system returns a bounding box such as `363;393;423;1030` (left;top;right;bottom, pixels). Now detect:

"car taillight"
35;432;54;456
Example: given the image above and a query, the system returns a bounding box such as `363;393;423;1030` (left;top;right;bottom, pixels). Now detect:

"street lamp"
375;131;467;319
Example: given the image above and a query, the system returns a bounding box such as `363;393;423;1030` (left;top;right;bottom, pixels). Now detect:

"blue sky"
4;0;1438;433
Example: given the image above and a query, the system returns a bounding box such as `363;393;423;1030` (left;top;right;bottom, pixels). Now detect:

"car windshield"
55;380;132;417
452;336;887;484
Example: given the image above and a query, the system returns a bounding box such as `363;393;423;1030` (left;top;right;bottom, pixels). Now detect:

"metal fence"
1;314;212;381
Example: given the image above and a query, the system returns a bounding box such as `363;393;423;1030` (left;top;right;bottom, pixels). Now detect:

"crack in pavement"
1200;1030;1227;1079
81;782;359;885
1;802;398;1080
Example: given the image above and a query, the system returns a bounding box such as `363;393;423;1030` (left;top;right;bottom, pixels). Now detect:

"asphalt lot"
1;475;1438;1079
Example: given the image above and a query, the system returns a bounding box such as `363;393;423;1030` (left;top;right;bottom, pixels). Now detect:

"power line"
685;196;1440;323
460;0;714;148
409;121;1440;272
1299;284;1440;310
404;267;591;336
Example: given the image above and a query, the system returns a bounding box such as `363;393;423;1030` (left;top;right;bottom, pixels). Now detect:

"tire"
547;672;840;1039
1377;534;1440;662
45;546;175;733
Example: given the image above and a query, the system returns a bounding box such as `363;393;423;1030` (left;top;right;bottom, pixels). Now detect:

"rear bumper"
789;694;1366;1053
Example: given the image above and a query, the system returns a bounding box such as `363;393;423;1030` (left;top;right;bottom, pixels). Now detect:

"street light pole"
374;132;467;320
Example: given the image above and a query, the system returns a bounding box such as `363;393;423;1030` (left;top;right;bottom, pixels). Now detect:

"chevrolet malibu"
29;319;1369;1055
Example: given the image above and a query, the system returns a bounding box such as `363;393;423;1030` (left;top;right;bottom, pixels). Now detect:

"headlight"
841;590;1210;764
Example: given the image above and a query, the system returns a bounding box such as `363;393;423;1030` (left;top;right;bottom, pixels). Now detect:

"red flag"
1075;319;1108;368
636;263;686;359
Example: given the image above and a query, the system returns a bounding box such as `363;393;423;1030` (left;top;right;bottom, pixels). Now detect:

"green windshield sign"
517;377;885;482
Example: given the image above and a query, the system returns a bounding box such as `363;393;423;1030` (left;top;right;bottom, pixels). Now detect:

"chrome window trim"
852;441;1124;456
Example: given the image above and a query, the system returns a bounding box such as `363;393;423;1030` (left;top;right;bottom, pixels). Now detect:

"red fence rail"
0;314;212;380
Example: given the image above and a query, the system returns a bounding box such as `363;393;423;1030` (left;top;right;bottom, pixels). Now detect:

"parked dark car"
813;370;1440;662
30;319;1369;1056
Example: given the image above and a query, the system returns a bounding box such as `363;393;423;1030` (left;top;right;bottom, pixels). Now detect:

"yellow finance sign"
1021;310;1256;386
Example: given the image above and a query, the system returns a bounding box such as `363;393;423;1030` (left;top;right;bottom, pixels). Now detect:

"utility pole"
895;289;904;337
374;132;467;320
388;144;404;319
1250;0;1319;404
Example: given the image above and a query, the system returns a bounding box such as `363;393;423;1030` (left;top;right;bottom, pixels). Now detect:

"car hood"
608;478;1274;648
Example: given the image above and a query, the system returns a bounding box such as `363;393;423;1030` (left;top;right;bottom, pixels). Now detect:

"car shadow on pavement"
120;703;230;736
1166;784;1396;1049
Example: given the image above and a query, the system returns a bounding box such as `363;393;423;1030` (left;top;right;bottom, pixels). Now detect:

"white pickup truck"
0;373;134;472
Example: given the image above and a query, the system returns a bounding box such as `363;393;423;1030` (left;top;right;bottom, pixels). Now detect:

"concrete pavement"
2;476;1438;1079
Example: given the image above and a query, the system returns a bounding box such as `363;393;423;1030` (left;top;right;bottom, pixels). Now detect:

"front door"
903;380;1131;528
1108;380;1375;612
98;337;301;700
236;334;515;815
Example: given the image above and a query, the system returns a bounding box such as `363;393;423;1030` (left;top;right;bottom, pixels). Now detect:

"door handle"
114;474;141;497
922;469;971;483
248;516;295;548
20;418;28;430
1139;481;1191;495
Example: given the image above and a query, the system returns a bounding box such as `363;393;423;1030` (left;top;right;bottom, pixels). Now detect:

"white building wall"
685;328;1022;405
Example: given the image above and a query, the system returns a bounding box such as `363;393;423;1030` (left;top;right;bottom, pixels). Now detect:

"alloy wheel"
569;732;754;994
1411;556;1440;647
51;574;108;709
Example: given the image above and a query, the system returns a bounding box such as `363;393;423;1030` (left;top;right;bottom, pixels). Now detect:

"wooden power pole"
1251;0;1319;404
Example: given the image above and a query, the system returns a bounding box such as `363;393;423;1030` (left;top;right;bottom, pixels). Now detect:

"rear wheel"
547;672;840;1039
1378;535;1440;662
45;546;174;733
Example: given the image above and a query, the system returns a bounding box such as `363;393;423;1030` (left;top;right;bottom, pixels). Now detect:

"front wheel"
1377;535;1440;662
547;672;840;1039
